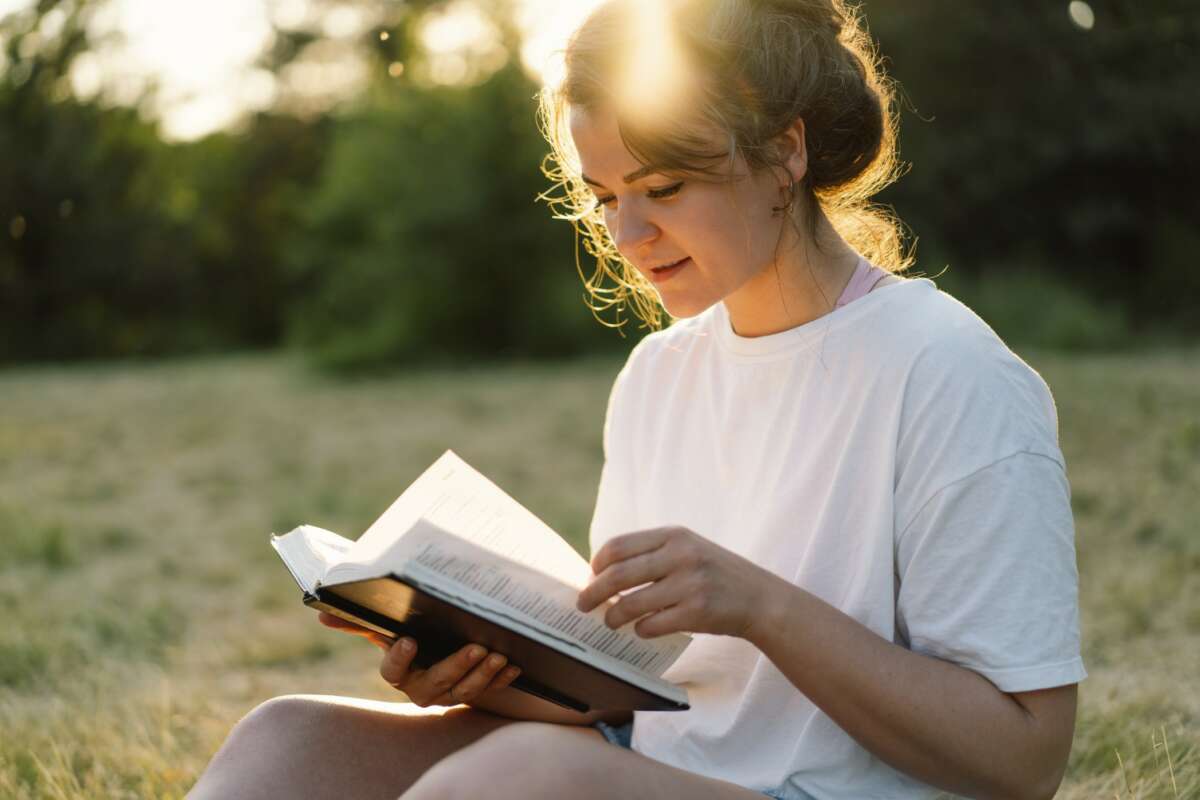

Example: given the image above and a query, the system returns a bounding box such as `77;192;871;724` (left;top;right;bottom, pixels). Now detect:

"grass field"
0;349;1196;798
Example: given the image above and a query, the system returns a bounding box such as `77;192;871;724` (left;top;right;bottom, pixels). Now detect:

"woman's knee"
188;695;330;798
225;695;327;751
193;696;517;800
404;722;600;799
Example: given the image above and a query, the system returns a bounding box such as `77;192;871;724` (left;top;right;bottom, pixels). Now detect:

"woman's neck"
722;215;862;338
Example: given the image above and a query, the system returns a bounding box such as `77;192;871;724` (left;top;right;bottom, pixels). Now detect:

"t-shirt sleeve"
895;450;1087;692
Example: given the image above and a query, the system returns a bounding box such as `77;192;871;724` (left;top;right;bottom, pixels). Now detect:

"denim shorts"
592;721;791;799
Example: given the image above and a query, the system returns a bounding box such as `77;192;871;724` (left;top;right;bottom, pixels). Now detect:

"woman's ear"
776;117;809;185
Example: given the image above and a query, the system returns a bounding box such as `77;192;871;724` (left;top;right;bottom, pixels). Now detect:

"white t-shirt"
588;278;1086;800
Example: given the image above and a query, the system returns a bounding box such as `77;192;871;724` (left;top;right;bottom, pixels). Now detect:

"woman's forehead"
572;108;765;193
569;107;646;182
568;105;733;183
569;108;626;159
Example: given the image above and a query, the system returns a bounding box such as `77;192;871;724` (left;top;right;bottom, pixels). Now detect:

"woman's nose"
612;203;659;255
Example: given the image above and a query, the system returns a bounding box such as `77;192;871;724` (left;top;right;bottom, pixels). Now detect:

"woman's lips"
649;257;690;284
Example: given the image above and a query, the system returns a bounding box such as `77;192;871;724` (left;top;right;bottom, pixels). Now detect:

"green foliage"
0;2;328;361
0;637;51;689
0;505;76;570
869;1;1200;335
934;266;1132;351
1;1;1197;365
0;93;328;360
285;61;616;370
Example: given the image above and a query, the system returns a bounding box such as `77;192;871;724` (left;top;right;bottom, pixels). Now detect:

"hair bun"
806;66;884;191
752;0;845;37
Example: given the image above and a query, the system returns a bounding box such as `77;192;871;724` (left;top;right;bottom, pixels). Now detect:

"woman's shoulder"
899;283;1052;394
842;278;1064;459
863;279;1041;379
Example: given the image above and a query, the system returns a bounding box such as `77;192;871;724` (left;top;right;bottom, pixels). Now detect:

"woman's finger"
589;528;673;576
577;548;673;613
603;572;689;630
403;643;488;706
484;664;522;694
318;611;367;631
443;652;511;705
319;612;395;650
431;659;523;706
378;637;419;688
632;603;692;639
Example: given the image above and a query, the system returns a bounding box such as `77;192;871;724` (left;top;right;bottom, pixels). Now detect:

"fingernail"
399;638;415;653
488;654;505;668
468;645;485;660
505;667;521;679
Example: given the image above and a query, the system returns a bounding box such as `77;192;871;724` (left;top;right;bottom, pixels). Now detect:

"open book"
271;450;691;712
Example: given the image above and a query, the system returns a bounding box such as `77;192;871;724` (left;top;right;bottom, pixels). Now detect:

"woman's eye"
647;182;684;199
594;181;682;209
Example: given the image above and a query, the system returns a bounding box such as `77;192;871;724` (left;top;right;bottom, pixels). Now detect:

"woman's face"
569;107;790;320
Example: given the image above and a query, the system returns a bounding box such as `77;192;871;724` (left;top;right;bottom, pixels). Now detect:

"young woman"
190;1;1085;798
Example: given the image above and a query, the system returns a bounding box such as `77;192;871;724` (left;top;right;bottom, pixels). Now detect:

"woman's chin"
658;295;717;320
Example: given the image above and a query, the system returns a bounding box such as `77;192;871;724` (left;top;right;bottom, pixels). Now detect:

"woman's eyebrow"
581;164;660;188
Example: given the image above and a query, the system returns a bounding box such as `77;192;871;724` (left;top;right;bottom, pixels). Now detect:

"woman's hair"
538;0;912;331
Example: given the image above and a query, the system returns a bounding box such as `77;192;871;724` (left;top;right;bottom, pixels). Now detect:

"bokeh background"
1;1;1197;797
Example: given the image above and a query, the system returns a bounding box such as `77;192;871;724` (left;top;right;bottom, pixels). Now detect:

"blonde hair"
538;0;913;331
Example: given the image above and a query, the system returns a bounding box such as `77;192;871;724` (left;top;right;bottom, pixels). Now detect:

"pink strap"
835;257;890;308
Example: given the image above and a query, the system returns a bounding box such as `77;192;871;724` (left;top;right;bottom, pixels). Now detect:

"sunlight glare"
1068;1;1095;31
517;0;607;86
269;0;310;30
36;6;66;40
0;0;29;19
322;5;369;40
417;0;506;86
1;0;669;138
68;51;103;99
421;1;497;55
616;0;689;127
98;0;275;140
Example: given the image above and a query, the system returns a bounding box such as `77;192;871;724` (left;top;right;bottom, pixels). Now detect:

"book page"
348;451;593;588
327;521;690;679
271;525;354;593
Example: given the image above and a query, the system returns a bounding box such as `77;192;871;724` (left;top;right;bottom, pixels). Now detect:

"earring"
771;179;796;217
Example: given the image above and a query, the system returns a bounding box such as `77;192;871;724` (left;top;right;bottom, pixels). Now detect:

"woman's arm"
577;527;1077;800
748;572;1076;800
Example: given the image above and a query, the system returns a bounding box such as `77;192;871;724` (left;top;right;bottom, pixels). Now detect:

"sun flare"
614;0;690;127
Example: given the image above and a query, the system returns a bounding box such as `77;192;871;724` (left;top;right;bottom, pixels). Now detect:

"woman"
190;1;1084;797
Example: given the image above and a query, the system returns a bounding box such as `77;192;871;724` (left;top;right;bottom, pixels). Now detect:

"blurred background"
1;1;1197;798
2;0;1197;369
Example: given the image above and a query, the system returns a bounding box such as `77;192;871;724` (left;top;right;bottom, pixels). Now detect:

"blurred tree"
2;0;1196;365
868;0;1200;334
0;0;187;359
0;0;328;360
284;54;612;371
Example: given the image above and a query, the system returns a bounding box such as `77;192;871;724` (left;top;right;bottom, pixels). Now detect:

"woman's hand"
575;526;779;640
317;612;522;707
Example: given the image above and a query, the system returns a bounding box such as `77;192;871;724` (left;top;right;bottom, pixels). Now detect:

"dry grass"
0;348;1196;798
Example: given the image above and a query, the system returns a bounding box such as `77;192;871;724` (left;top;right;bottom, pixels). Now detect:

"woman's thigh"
405;721;769;800
187;694;517;800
